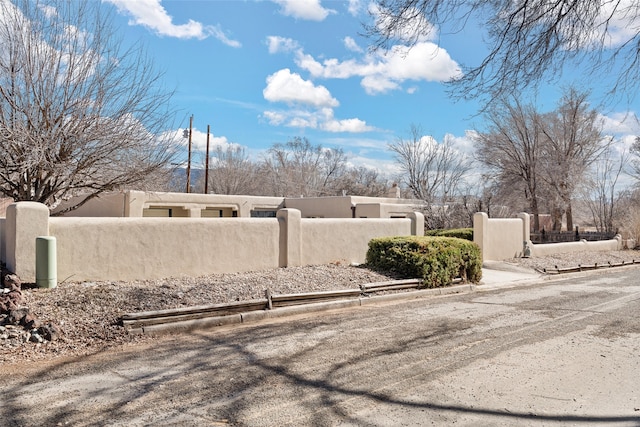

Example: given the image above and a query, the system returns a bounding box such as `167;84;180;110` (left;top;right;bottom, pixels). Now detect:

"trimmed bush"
425;228;473;241
366;236;482;288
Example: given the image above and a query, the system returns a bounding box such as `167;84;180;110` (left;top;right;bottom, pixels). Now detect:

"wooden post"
204;124;210;194
186;115;193;193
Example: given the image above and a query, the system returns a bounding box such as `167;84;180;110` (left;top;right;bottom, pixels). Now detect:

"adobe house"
51;190;422;219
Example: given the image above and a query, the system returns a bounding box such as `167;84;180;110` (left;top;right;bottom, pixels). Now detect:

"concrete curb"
130;263;640;335
132;283;478;336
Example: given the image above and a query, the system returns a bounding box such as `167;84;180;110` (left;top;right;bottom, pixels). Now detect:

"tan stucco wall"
474;211;623;262
54;191;285;218
5;202;49;281
284;196;419;218
0;218;5;265
354;203;416;218
51;193;128;217
530;236;622;257
49;217;281;281
474;212;526;261
284;197;354;218
300;218;413;265
136;191;284;218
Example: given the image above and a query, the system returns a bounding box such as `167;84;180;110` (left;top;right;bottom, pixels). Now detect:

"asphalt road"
2;267;640;426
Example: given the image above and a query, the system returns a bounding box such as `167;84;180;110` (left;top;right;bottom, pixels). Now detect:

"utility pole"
185;115;193;193
204;124;210;194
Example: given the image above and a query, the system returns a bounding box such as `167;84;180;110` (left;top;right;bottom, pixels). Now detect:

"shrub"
425;228;473;241
366;236;482;288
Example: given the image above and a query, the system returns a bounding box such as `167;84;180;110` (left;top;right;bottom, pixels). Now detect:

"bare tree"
582;146;629;233
390;125;470;203
473;98;544;231
260;137;347;197
538;88;609;231
336;166;390;197
369;1;640;105
389;125;472;228
205;146;258;195
0;0;178;213
630;136;640;180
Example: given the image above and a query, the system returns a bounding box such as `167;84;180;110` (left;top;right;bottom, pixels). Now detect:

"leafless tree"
389;125;470;203
368;1;640;106
539;88;609;231
336;166;390;197
205;146;258;195
630;136;640;180
0;0;178;213
389;125;472;228
582;146;629;233
473;98;544;231
260;137;348;197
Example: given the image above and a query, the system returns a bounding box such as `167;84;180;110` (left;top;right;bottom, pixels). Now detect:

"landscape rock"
7;308;30;325
38;323;63;342
3;274;21;291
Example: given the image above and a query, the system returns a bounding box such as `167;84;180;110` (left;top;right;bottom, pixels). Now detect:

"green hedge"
425;228;473;241
366;236;482;288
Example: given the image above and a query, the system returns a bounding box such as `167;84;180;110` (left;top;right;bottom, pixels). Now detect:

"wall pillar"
124;190;145;217
5;202;50;282
518;212;531;242
473;212;488;263
408;211;424;236
277;208;301;268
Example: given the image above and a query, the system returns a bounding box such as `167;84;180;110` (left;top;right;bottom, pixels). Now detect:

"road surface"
2;267;640;426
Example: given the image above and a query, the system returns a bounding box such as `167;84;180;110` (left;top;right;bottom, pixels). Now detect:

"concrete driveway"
2;267;639;426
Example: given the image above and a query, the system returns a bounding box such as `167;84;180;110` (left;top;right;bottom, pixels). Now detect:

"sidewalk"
480;261;544;289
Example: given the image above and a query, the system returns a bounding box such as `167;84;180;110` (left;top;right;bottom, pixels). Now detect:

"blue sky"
102;0;640;176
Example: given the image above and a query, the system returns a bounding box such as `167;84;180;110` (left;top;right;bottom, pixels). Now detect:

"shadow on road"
2;314;638;426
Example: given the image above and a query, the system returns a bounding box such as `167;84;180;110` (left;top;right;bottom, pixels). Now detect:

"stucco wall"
283;197;354;218
53;191;285;218
51;192;128;217
0;217;5;266
530;237;622;257
474;211;622;262
4;202;50;282
49;217;281;281
0;203;424;282
300;218;413;265
474;212;526;261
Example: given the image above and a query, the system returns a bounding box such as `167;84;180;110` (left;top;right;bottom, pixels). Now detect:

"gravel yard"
2;250;639;365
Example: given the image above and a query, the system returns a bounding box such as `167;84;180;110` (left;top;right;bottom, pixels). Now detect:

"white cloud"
323;117;372;133
343;36;363;52
172;127;238;152
262;69;374;133
295;42;461;95
262;107;374;133
266;36;300;54
263;68;339;108
599;112;640;135
271;0;336;21
445;131;477;157
347;0;364;17
105;0;241;46
576;0;640;49
39;4;57;18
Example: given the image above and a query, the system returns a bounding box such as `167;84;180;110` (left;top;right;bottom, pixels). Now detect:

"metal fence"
530;227;617;244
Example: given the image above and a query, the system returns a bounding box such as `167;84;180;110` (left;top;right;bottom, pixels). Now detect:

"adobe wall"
300;217;414;265
529;236;622;257
473;211;623;262
1;202;424;282
474;212;528;261
49;217;281;281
